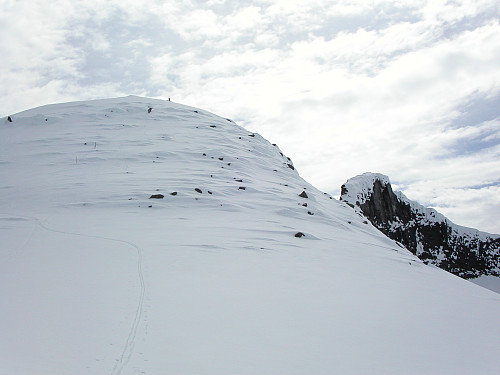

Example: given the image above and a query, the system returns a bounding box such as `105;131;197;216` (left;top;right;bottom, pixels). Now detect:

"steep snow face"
341;172;500;279
1;97;500;375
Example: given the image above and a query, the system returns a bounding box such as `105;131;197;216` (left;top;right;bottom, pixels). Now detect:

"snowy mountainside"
1;97;499;375
340;172;500;279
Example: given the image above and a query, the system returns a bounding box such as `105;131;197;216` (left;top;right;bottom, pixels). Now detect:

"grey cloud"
446;129;499;157
313;5;421;39
466;180;500;190
450;93;500;129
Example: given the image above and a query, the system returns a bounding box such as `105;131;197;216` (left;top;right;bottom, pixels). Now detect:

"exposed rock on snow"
149;194;164;199
341;172;500;279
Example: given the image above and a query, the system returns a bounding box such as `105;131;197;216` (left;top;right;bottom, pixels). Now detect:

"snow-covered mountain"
340;172;500;281
1;97;499;375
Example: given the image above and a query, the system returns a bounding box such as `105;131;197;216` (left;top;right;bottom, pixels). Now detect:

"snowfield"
1;96;499;374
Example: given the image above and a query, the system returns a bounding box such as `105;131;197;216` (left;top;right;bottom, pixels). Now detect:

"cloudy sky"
1;0;499;233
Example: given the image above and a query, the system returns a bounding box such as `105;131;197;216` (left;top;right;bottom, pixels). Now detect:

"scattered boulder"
7;116;13;122
208;191;213;195
218;157;223;161
308;211;314;215
248;134;255;137
149;194;164;199
287;164;295;170
195;188;202;194
298;191;308;198
148;107;152;113
170;192;177;196
238;187;246;190
295;232;305;238
302;203;308;207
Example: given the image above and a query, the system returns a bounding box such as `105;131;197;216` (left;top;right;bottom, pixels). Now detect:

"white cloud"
228;6;263;30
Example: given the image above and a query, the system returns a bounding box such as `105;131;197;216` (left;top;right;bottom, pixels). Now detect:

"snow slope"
1;96;499;375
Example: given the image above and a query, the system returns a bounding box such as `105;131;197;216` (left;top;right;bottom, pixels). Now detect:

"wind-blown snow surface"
1;96;499;375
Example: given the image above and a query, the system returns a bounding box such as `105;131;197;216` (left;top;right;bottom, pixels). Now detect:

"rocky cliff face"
340;173;500;279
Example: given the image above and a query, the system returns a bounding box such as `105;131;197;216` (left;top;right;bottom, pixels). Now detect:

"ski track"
1;213;146;375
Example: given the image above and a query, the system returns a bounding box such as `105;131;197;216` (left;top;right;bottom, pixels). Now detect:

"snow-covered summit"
1;97;499;375
341;172;391;206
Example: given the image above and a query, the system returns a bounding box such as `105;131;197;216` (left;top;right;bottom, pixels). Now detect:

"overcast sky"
1;0;499;233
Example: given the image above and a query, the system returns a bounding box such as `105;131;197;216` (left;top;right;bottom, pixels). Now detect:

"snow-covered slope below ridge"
340;172;500;280
1;96;499;375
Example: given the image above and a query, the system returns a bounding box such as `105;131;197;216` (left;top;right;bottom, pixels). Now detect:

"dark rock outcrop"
340;172;500;279
149;194;164;199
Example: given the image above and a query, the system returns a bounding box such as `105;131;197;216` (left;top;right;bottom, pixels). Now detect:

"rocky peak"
341;173;500;279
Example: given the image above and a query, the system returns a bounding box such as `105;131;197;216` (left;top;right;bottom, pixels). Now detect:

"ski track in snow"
1;213;146;375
